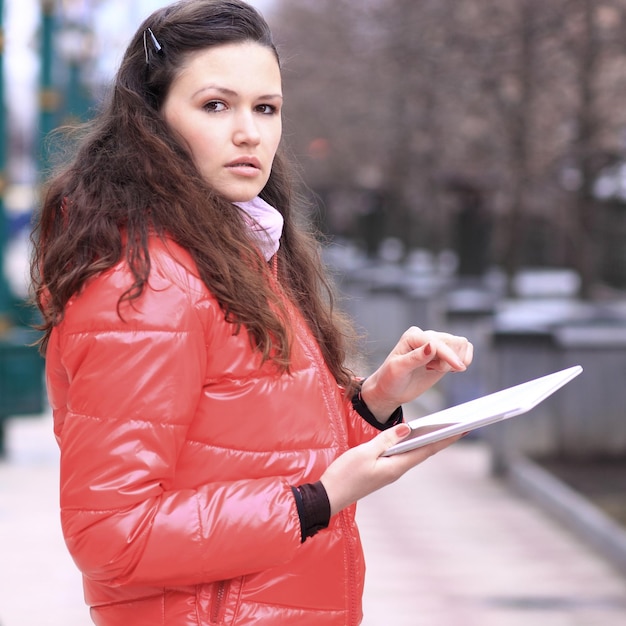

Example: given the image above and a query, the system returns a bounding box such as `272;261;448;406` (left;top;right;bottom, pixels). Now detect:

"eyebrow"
192;85;283;101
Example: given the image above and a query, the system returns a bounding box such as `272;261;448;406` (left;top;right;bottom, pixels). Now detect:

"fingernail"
397;423;411;437
423;342;432;356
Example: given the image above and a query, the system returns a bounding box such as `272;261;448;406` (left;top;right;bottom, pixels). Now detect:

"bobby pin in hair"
143;27;163;64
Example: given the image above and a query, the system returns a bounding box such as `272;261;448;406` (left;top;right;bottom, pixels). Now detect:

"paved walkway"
1;412;626;626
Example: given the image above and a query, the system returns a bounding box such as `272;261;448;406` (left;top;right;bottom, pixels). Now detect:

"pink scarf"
234;196;284;261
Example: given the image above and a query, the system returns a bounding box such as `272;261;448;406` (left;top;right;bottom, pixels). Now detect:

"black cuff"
291;481;331;543
351;388;403;431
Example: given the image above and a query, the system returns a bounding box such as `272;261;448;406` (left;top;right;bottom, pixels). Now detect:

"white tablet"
382;365;583;456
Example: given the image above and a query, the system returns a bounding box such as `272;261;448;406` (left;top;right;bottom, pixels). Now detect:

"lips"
226;156;261;170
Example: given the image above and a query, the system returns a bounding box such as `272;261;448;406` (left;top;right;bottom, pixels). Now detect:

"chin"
218;180;269;204
228;194;259;203
222;189;264;203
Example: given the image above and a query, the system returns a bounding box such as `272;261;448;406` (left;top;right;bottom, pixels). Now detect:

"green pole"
0;0;48;457
39;0;59;177
0;0;8;454
65;59;82;122
0;0;11;327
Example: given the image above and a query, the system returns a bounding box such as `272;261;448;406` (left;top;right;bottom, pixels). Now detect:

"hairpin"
143;27;163;65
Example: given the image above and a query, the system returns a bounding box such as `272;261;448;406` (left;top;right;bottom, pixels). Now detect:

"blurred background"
1;0;626;624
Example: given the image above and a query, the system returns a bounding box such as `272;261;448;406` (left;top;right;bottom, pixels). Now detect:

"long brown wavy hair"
30;0;357;391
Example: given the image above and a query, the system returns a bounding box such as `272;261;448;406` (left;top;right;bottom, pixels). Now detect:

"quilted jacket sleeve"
48;257;302;588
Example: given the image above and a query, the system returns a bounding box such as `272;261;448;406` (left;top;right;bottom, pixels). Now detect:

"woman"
31;1;473;624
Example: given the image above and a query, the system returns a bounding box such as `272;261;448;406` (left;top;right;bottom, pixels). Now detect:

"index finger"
429;339;470;371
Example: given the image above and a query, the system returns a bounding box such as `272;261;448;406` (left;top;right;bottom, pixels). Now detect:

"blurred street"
1;410;625;626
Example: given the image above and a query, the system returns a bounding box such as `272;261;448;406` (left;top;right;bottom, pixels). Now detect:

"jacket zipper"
210;580;229;624
340;510;360;626
272;261;360;623
291;311;360;624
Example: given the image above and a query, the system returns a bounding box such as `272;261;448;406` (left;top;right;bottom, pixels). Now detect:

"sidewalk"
1;413;626;626
0;414;85;626
358;443;626;625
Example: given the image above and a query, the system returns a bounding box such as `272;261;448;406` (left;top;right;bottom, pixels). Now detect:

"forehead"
172;42;282;94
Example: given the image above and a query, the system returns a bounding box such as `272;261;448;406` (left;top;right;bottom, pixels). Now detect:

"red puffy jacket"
45;237;381;625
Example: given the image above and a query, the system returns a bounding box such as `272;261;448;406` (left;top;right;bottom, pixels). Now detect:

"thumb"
375;422;412;453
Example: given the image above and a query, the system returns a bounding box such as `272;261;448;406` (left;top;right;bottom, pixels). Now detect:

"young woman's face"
162;42;283;202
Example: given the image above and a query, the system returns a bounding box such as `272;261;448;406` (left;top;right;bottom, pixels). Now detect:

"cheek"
191;147;219;176
186;131;221;167
268;126;282;156
164;113;199;159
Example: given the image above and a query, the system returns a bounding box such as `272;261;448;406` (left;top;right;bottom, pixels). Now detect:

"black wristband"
291;481;331;543
351;388;403;431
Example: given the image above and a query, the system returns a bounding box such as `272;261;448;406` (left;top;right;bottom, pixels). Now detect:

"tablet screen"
382;365;583;456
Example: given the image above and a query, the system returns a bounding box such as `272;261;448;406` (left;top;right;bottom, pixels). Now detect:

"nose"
233;111;261;146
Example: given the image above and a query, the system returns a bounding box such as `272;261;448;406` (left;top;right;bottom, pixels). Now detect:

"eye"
203;100;227;113
256;104;279;115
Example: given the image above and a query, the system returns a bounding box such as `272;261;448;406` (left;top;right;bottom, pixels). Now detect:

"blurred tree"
275;0;456;250
562;0;626;297
271;0;626;296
